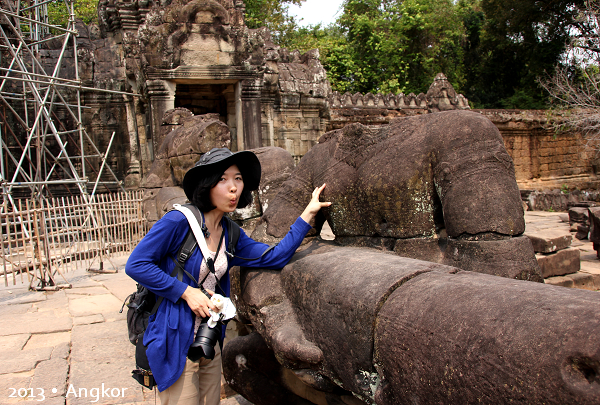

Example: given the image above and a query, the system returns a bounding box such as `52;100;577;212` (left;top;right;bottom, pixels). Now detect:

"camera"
188;318;222;361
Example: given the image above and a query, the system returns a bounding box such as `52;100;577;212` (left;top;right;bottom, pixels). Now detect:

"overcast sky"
287;0;345;27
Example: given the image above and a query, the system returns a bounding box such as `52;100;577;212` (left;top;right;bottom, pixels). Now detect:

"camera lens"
188;318;221;361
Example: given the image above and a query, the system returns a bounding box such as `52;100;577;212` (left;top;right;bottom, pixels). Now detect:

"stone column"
235;81;244;152
241;78;262;150
134;98;150;176
124;97;140;188
146;79;175;160
262;95;275;147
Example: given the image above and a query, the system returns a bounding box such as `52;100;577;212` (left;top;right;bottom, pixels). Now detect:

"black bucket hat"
182;148;261;201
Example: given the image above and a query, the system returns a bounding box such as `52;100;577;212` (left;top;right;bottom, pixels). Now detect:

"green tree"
539;1;600;149
324;0;467;95
466;0;588;108
244;0;305;43
279;24;351;86
47;0;98;27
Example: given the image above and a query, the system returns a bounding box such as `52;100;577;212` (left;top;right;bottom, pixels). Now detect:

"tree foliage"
47;0;98;27
467;0;588;108
244;0;305;43
281;0;594;109
321;0;467;95
539;1;600;149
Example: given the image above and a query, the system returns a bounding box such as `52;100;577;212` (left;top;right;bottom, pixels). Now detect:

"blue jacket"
125;210;312;391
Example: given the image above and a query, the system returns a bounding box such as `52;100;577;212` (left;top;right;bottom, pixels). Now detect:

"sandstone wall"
328;94;599;193
479;110;599;191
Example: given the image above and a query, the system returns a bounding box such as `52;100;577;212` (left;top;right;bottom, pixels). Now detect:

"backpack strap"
148;228;201;315
222;216;277;261
177;229;197;264
224;216;241;256
172;203;277;263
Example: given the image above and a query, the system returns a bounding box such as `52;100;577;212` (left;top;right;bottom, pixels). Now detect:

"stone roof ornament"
426;72;470;111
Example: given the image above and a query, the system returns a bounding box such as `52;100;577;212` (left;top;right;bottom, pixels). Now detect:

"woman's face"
210;164;244;213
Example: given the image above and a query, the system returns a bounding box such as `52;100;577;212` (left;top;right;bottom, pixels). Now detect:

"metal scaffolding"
0;0;139;289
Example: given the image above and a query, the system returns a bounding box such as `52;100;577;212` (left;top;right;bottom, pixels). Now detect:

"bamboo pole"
40;197;58;284
1;197;9;286
110;192;118;253
127;191;134;251
118;192;126;253
29;199;43;288
98;193;107;263
72;195;80;266
47;196;67;283
84;194;93;268
56;196;67;273
117;192;126;253
75;195;87;269
63;196;77;272
19;199;30;284
46;196;57;271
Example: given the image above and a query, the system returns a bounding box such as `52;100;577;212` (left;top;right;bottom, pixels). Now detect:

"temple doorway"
174;83;235;123
174;82;241;148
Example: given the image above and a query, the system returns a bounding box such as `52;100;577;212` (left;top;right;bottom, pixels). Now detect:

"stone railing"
327;73;470;130
329;90;469;111
328;73;470;112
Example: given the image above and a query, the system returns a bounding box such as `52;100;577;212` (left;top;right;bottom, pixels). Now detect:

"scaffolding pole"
0;0;140;289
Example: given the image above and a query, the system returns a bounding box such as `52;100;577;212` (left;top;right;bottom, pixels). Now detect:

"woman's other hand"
300;183;332;224
181;286;216;318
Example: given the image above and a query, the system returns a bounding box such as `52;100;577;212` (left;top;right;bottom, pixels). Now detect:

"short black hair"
191;166;254;212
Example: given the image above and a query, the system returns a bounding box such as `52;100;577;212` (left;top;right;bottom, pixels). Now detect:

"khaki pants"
158;344;222;405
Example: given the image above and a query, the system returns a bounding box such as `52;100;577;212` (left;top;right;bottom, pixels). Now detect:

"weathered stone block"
576;224;590;240
393;237;445;263
569;207;589;224
580;261;600;288
142;159;173;188
569;271;596;290
170;154;199;184
525;229;572;253
182;33;221;51
154;186;187;219
444;236;542;281
588;207;600;244
0;347;53;374
374;269;600;404
30;357;69;398
252;147;295;214
280;246;456;396
544;275;574;288
180;49;232;65
536;247;580;278
336;236;396;251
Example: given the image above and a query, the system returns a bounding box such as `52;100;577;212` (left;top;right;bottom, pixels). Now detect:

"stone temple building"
60;0;475;190
8;0;596;197
73;0;331;188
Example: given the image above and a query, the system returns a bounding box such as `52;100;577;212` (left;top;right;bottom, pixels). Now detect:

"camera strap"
172;204;227;296
202;229;227;297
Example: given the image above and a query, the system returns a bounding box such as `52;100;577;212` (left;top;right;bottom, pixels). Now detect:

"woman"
126;147;330;405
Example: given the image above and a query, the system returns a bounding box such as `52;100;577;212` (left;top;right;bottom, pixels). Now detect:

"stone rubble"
525;211;600;289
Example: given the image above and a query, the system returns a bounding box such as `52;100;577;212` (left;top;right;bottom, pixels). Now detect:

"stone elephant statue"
222;111;600;404
225;241;600;404
252;110;541;281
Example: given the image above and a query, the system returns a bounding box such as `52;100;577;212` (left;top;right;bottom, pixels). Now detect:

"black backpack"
121;205;242;389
